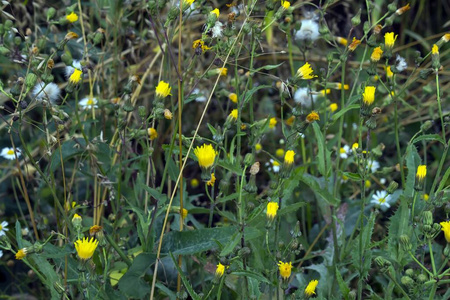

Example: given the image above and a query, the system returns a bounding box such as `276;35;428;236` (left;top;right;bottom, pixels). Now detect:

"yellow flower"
65;31;79;40
190;178;199;188
229;93;238;103
72;213;82;222
423;193;429;201
15;248;27;260
386;66;393;78
182;208;188;219
155;81;172;98
329;103;338;112
396;3;410;15
286;115;295;126
266;201;279;220
255;143;262;152
69;69;83;84
148;128;158;140
440;221;450;243
336;37;348;46
348;37;361;51
278;261;292;280
281;0;290;9
192;39;211;53
306;111;319;123
183;0;195;6
164;109;173;120
194;144;217;168
74;237;99;260
66;12;78;23
305;279;319;297
337;83;349;90
207;173;216;186
269;117;277;129
284;150;295;165
276;148;285;158
365;180;371;189
352;143;359;151
432;44;439;55
442;33;450;43
384;32;398;49
215;263;226;277
362;86;376;106
211;8;219;17
371;47;383;62
319;89;331;96
296;62;317;80
219;67;228;76
416;165;426;182
229;109;238;120
89;225;103;236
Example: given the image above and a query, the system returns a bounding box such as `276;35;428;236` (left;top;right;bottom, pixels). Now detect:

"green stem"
428;240;437;275
411;192;418;222
435;71;446;144
408;251;434;277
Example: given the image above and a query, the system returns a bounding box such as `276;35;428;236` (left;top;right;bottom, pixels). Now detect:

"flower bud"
46;7;56;20
25;73;38;92
351;9;361;27
400;276;414;287
405;269;414;277
399;235;412;251
420;120;433;131
421;211;433;226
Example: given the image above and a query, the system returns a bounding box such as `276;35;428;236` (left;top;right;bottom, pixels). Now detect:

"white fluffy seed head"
295;19;320;41
31;82;61;104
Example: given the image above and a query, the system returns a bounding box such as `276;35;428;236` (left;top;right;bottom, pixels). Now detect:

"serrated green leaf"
437;166;450;193
296;172;339;206
387;196;411;266
220;232;240;257
170;252;201;300
342;172;362;181
335;267;350;299
412;134;445;145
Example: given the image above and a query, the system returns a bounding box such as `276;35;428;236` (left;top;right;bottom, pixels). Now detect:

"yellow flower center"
7;149;14;155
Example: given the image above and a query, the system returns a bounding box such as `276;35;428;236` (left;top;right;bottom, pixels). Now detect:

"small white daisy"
367;159;380;173
0;221;8;236
31;82;61;103
371;190;391;209
65;60;82;79
295;19;320;42
1;148;21;160
339;145;351;159
294;87;316;108
395;55;407;72
380;178;386;185
211;21;223;38
79;97;98;110
298;133;305;139
270;159;280;173
192;88;207;102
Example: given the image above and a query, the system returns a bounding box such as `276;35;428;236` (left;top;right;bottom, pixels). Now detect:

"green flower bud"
399;234;412;251
417;274;428;283
420;120;433;131
351;9;361;27
386;181;398;194
46;7;56;21
122;99;134;112
401;276;414;287
387;3;397;13
405;269;414;277
421;211;433;226
365;115;377;129
138;105;146;118
25;73;38;91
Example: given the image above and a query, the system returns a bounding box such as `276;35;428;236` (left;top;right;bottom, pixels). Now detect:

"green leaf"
49;138;87;172
232;270;271;284
312;122;331;177
296;172;339;206
342;172;362;181
242;85;272;106
330;104;360;125
405;144;420;198
170;252;201;300
437;166;450;193
15;220;23;249
387;196;411;266
118;253;156;299
251;64;284;74
412;134;445;145
278;202;306;216
335;267;350;299
220;232;240;257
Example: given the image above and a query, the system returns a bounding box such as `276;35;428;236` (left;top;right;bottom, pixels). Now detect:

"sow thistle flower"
371;47;383;62
306;111;319;123
278;261;292;280
440;221;450;243
15;248;28;260
431;44;441;69
361;86;376;116
228;93;238;103
192;39;210;54
296;62;317;80
384;32;397;58
155;81;172;98
215;262;226;277
229;109;238;120
348;37;361;51
194;144;217;181
66;12;78;23
305;279;319;297
206;173;216;186
329;103;338;112
415;165;426;190
281;150;295;178
148;128;158;140
74;237;99;260
269;117;277;129
66;69;82;93
266;201;279;221
281;0;290;9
